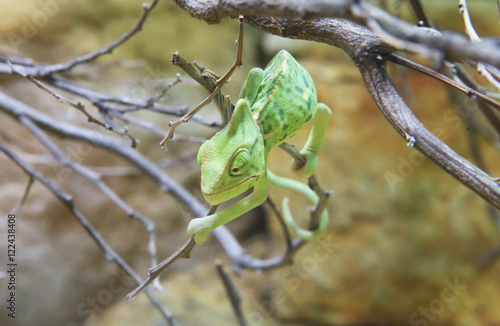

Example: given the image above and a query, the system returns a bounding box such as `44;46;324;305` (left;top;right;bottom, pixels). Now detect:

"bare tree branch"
215;260;247;326
358;56;500;210
127;236;197;301
47;77;221;129
38;0;160;76
0;90;305;276
2;0;500;322
172;0;500;68
168;4;500;209
0;140;176;326
18;115;159;269
388;54;500;112
409;0;433;28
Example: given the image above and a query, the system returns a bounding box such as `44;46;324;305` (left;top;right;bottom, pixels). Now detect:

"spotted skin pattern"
252;50;317;150
188;50;332;244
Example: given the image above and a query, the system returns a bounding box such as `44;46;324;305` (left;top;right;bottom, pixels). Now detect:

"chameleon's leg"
293;103;332;178
187;176;268;244
267;170;328;240
238;67;264;104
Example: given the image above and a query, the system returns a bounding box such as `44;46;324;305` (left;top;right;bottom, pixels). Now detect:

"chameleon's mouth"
202;175;260;205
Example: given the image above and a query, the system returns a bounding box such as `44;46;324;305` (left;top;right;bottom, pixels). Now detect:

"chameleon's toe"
193;232;208;244
187;218;210;244
291;151;318;178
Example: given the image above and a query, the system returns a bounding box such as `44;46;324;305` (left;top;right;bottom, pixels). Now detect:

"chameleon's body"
188;50;331;244
251;51;317;150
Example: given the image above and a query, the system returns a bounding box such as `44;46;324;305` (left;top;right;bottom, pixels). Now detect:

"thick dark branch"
171;8;500;210
245;16;390;59
172;0;500;68
358;57;500;210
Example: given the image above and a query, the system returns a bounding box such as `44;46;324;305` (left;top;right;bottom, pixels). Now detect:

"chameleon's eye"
229;149;250;176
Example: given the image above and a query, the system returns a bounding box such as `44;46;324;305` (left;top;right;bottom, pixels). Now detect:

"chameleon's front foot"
187;217;212;244
291;150;318;178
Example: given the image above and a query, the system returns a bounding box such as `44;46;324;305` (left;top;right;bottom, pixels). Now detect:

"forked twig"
18;116;159;270
7;61;139;146
35;0;160;76
127;236;197;301
388;54;500;111
459;0;500;91
127;205;218;300
159;16;245;147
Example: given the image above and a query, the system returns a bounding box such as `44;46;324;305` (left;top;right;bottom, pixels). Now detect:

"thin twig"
128;204;218;300
171;51;231;123
215;260;247;326
445;62;500;139
10;176;34;215
48;77;220;128
127;236;197;301
409;0;433;27
388;54;500;111
278;143;332;232
144;73;183;107
35;0;160;76
308;175;333;230
22;74;138;146
459;0;500;91
265;196;293;250
18;116;160;278
159;16;245;147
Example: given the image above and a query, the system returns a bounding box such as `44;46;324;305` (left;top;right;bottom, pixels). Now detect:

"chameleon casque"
187;50;332;244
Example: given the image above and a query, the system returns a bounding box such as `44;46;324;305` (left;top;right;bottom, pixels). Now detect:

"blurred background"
0;0;499;325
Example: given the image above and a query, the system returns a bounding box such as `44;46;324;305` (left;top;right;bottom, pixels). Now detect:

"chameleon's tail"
267;170;328;240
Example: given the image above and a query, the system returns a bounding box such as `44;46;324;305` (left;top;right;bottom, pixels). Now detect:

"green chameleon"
188;50;332;244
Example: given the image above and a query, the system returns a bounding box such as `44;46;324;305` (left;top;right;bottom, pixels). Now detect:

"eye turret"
229;149;250;176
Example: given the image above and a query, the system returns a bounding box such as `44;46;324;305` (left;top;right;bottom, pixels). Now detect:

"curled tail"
267;170;328;240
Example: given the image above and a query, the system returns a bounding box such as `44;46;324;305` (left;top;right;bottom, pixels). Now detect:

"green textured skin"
188;49;330;244
251;50;318;151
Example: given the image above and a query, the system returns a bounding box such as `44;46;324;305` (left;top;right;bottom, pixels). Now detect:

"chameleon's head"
197;99;265;205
